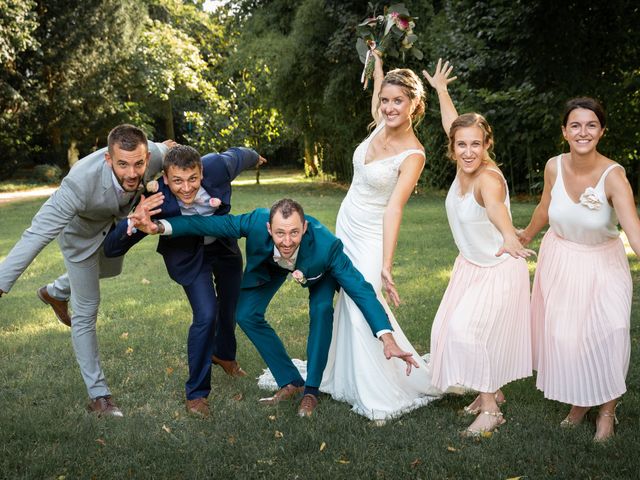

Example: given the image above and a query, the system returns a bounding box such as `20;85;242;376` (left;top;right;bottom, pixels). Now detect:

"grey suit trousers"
48;249;124;398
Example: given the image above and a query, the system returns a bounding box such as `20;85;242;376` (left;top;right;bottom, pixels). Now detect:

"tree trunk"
303;134;319;177
163;98;175;140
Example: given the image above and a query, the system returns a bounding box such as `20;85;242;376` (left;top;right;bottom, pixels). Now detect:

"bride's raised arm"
423;59;458;136
370;50;385;125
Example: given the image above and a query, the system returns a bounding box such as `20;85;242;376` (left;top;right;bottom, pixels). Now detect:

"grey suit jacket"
0;142;167;292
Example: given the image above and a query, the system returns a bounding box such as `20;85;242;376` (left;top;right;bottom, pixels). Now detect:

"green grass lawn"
1;169;639;479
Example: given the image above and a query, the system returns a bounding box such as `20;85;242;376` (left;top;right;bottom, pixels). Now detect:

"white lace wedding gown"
258;122;442;419
318;122;440;420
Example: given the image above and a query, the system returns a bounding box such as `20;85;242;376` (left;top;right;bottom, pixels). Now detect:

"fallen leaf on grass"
268;415;276;421
162;425;171;434
228;436;237;445
233;393;243;401
410;458;421;468
166;367;174;375
120;332;129;339
57;476;66;480
480;431;493;438
447;446;458;452
141;278;151;285
506;477;525;480
274;430;283;439
95;438;106;446
337;459;350;464
319;442;327;452
125;347;133;354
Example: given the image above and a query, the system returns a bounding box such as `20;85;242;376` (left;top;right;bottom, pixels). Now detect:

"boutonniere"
207;197;222;208
579;187;602;210
146;180;159;193
291;270;307;285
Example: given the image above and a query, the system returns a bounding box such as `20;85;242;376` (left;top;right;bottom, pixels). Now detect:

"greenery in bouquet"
356;3;422;89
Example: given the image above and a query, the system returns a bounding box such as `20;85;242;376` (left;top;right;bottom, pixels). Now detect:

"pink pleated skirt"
532;230;631;406
430;254;532;392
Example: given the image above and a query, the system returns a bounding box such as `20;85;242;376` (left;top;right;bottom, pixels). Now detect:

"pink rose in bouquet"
356;3;422;89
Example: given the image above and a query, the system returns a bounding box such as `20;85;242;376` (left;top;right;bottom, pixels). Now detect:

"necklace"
382;130;393;150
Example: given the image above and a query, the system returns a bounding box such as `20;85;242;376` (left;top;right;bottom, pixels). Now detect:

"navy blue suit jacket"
103;147;259;286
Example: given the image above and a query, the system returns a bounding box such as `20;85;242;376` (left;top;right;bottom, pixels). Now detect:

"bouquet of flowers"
356;3;422;89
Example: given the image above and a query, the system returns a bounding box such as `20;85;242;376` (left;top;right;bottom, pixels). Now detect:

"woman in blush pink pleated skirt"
519;97;640;442
430;254;532;395
423;60;534;437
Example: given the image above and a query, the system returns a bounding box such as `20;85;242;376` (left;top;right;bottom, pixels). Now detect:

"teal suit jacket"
166;209;392;335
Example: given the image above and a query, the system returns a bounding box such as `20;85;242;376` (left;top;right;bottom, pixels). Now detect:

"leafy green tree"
423;0;640;193
0;0;39;176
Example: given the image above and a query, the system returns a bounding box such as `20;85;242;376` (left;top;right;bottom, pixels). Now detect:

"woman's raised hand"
422;58;457;92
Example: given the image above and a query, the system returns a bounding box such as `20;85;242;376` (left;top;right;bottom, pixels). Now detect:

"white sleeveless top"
445;168;511;267
548;154;621;245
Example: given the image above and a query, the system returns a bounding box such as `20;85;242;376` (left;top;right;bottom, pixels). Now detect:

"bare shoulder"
604;160;629;188
479;165;505;183
544;156;558;175
477;167;506;195
399;140;426;170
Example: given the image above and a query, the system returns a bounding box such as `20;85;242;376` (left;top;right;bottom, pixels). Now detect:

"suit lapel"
293;229;315;273
101;161;121;213
158;180;181;218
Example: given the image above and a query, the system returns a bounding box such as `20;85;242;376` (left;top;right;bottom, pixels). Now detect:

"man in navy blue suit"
104;145;265;417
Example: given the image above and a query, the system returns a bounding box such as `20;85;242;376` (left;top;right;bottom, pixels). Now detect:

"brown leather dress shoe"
37;286;71;327
87;396;123;417
186;397;210;418
297;394;318;417
258;384;304;405
212;355;247;377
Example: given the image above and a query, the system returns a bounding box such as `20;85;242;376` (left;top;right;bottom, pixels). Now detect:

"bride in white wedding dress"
259;51;441;420
318;52;441;420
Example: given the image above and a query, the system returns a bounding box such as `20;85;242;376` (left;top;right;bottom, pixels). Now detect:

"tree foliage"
1;0;638;193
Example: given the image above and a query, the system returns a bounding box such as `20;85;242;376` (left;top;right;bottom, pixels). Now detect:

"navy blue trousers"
182;241;243;400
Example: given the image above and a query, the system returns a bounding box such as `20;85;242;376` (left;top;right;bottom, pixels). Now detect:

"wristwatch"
153;220;165;234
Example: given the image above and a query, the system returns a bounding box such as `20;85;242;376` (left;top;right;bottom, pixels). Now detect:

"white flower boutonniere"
579;187;602;210
209;197;222;208
146;180;159;193
291;270;306;285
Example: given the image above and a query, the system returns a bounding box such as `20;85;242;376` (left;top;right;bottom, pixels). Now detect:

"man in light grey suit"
0;124;172;417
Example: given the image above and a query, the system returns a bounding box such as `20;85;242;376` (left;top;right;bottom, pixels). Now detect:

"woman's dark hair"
562;97;606;129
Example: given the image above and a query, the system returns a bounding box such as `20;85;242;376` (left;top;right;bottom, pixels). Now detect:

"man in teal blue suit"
133;198;418;417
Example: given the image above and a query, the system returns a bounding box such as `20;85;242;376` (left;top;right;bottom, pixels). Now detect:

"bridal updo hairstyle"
381;68;426;127
447;112;495;164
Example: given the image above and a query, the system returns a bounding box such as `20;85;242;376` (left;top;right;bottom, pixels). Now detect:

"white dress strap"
555;154;563;180
399;149;425;158
597;163;624;186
